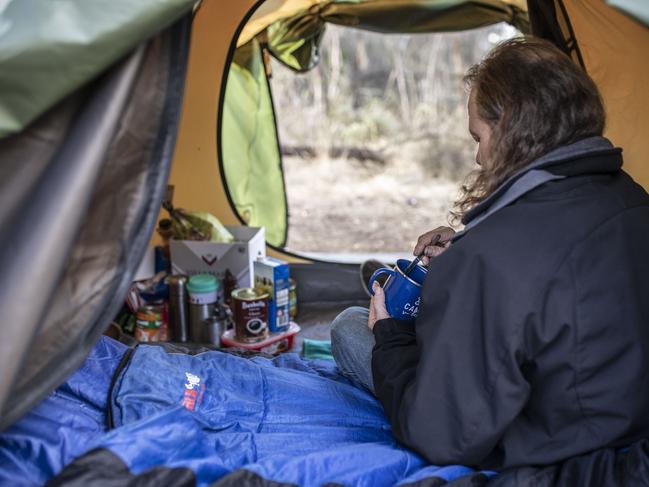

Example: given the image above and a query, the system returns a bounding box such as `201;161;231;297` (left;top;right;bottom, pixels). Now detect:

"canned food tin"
135;304;163;342
232;288;269;343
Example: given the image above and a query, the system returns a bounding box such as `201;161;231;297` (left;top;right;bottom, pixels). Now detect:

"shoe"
360;259;390;297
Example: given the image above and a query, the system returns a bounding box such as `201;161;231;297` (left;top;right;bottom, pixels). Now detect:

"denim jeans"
330;306;375;393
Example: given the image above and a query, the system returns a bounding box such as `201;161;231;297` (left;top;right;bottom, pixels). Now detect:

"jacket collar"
461;136;622;226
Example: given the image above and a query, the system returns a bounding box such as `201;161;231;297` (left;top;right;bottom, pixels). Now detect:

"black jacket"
372;137;649;472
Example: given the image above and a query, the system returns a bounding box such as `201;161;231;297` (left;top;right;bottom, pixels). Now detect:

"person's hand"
414;226;455;265
368;282;389;331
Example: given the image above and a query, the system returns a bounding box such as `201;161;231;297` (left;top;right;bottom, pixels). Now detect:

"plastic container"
221;322;300;355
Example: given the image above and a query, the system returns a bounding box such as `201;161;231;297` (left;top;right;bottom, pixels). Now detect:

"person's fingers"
414;229;439;255
372;282;384;304
439;227;456;241
371;284;389;320
419;241;451;267
374;284;385;301
423;245;446;259
369;284;379;314
369;283;388;328
414;226;455;255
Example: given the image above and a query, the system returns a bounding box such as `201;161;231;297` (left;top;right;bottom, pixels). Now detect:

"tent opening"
272;23;519;261
219;0;527;261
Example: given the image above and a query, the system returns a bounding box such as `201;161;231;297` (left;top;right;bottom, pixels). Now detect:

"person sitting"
331;36;649;478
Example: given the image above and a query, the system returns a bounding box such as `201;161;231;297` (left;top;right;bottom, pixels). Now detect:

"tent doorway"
271;23;519;260
219;0;527;261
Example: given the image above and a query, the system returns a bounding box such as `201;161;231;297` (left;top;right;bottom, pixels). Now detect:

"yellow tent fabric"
563;0;649;189
164;0;303;260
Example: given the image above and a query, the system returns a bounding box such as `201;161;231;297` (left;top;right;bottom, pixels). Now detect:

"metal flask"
167;275;189;342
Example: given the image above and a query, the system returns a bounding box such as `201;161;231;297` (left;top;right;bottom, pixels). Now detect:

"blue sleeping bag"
0;337;493;486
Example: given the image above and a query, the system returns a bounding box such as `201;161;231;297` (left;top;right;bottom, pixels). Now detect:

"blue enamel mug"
368;259;427;321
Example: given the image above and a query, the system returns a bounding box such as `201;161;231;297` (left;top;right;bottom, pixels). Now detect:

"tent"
1;0;648;484
181;0;649;249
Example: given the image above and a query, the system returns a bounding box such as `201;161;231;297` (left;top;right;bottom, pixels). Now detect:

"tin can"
232;288;269;343
135;304;163;342
289;278;297;320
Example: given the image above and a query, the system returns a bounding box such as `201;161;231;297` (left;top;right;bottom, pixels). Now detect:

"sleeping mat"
0;336;494;486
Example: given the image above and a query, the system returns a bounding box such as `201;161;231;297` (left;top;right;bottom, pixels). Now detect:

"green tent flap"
245;0;529;71
606;0;649;28
0;0;195;139
267;16;327;72
221;39;288;247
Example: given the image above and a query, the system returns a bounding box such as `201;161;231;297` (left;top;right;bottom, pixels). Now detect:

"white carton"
170;226;266;288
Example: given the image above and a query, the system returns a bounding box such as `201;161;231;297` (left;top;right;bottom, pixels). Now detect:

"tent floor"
291;299;367;353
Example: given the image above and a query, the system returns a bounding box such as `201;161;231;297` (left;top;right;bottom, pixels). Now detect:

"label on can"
135;326;161;343
232;288;269;343
135;305;163;342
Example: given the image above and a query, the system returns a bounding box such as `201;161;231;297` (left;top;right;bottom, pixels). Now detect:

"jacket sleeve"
372;247;531;467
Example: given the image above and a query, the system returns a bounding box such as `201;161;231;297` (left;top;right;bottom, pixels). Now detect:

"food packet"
170;209;235;242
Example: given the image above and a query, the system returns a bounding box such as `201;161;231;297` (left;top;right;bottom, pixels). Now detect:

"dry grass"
283;155;465;254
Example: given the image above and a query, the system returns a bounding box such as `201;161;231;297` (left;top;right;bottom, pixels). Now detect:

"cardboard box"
254;257;290;333
170;226;266;288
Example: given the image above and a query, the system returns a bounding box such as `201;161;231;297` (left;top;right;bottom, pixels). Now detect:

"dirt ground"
282;155;463;254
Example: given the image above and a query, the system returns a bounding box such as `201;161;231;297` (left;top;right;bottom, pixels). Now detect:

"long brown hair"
453;37;606;222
